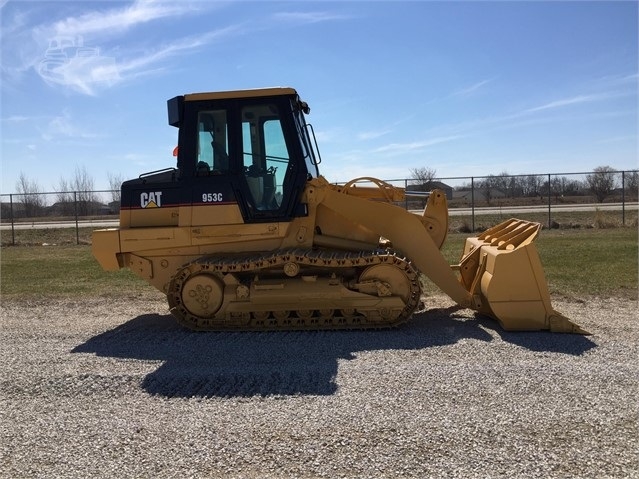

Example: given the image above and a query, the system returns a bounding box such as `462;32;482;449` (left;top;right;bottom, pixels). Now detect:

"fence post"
404;179;408;210
622;171;626;226
471;177;475;232
74;191;79;245
547;173;552;228
10;194;15;246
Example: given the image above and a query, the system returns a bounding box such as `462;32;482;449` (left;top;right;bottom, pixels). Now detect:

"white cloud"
3;1;230;95
357;128;393;141
38;24;241;95
46;0;198;39
596;135;636;144
271;11;351;24
41;111;98;141
524;93;610;113
1;115;29;123
372;136;461;154
5;3;350;97
591;72;639;89
115;25;243;79
452;78;495;97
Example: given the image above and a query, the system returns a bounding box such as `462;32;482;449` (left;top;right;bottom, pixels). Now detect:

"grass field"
0;245;150;297
432;228;638;300
1;226;636;301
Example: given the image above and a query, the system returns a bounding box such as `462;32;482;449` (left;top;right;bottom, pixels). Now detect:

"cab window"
242;104;291;210
196;110;228;175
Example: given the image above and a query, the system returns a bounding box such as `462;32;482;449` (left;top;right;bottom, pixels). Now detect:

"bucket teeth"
549;312;591;335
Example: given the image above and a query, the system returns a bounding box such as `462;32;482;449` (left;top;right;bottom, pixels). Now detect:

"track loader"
92;87;587;334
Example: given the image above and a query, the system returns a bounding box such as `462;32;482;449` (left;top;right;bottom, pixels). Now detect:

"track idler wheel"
358;263;412;303
357;263;413;323
180;273;224;318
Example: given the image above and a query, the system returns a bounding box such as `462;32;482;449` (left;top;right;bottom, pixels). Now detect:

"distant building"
407;181;453;200
453;188;506;202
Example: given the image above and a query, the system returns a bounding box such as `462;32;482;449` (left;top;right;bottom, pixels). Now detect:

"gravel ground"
1;293;637;478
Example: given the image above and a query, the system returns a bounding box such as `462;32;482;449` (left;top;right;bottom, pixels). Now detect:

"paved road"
1;202;637;230
0;219;119;230
443;202;639;216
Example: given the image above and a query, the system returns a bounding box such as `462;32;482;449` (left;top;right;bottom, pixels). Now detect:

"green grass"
1;227;95;247
1;227;637;300
0;245;149;298
447;209;638;233
535;229;638;299
435;227;638;300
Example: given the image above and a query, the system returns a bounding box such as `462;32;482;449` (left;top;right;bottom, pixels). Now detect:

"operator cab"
119;88;320;227
168;87;320;222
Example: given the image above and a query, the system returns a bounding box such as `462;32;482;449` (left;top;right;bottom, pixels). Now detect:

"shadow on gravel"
476;316;598;355
72;307;596;398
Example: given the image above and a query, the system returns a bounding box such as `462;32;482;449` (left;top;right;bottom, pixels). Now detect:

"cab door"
237;100;307;222
183;106;244;226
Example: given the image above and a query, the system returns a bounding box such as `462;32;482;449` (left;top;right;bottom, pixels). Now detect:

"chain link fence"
1;170;637;245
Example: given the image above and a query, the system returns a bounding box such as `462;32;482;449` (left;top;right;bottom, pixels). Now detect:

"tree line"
8;166;123;218
410;165;639;205
5;165;638;219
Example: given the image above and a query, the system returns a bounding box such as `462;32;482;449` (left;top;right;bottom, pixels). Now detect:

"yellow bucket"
458;219;588;334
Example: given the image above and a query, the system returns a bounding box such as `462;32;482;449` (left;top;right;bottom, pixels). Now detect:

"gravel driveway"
1;294;637;478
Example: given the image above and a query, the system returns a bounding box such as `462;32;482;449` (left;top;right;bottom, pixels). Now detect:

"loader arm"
312;178;474;308
311;177;587;334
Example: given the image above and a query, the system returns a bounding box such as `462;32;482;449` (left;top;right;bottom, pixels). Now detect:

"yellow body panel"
92;229;121;271
128;207;179;227
189;204;245;226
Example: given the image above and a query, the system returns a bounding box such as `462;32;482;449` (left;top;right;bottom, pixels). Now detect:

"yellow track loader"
92;87;587;334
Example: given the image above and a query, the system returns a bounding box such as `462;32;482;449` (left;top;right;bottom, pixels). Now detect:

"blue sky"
1;0;637;193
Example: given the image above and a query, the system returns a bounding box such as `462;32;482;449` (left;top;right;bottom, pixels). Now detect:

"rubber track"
167;249;423;331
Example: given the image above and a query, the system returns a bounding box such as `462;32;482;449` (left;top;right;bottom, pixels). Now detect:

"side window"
264;119;289;208
293;107;319;178
242;104;291;210
197;110;228;175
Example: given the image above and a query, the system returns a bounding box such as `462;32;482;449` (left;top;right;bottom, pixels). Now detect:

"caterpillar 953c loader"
92;87;587;334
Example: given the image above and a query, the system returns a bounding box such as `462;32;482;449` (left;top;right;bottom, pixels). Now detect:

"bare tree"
624;171;638;199
586;166;617;203
522;175;543;197
107;172;124;203
409;166;437;185
409;167;437;207
76;165;97;215
561;176;582;196
549;176;566;200
493;171;515;198
55;177;74;215
15;172;45;218
480;175;500;205
57;165;98;216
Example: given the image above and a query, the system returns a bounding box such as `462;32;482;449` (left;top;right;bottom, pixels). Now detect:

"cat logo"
140;191;163;208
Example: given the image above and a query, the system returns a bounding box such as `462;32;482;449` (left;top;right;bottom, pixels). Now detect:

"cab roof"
184;87;298;101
